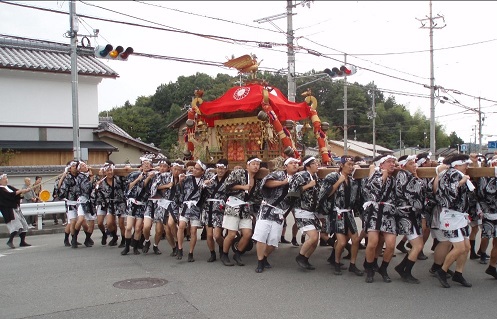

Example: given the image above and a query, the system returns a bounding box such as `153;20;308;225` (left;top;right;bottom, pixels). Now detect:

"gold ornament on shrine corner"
223;54;262;79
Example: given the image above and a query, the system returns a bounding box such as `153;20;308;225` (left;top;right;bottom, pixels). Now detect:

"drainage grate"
113;278;168;290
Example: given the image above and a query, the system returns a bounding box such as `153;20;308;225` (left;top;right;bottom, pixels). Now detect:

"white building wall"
0;69;101;128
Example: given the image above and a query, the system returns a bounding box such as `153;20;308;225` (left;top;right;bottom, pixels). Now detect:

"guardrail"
19;201;66;230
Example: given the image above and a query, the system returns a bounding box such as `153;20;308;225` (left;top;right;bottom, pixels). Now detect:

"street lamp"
354;129;357;141
423;131;427;149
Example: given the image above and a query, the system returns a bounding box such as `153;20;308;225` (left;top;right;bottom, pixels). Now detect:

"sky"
1;0;497;148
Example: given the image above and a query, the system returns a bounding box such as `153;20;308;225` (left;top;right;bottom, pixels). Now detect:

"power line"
4;1;496;106
131;0;284;35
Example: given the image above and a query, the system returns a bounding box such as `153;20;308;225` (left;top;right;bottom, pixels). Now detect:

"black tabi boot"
143;240;151;254
221;252;234;266
132;238;141;255
394;255;409;279
207;250;217;262
108;231;118;246
255;259;264;273
170;243;178;257
365;261;375;283
121;238;131;255
118;236;126;248
378;261;392;283
71;230;79;249
6;231;17;249
64;232;70;247
233;251;244;266
101;228;107;245
403;259;420;284
263;256;272;269
176;248;183;260
19;232;31;247
153;244;162;255
84;231;93;247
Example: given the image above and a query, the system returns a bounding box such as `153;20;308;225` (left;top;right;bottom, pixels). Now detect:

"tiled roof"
0;35;118;78
0;140;117;151
95;118;161;152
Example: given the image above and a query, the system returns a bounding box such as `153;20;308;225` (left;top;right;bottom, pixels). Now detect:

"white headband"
303;156;316;166
69;160;79;167
102;164;115;171
0;174;7;179
247;158;262;165
197;160;207;171
216;163;227;168
398;155;417;167
451;159;472;167
171;163;184;169
416;152;432;166
284;157;300;166
375;155;397;167
140;157;152;163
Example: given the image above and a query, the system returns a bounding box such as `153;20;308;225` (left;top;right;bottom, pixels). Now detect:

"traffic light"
94;44;134;61
323;64;357;78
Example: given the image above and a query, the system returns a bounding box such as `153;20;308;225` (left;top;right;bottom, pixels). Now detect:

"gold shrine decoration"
223;54;262;78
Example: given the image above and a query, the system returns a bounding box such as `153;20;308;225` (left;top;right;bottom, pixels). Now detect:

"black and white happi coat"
201;173;228;228
318;172;360;235
94;176;127;216
224;169;262;220
478;175;497;238
289;170;321;231
179;174;205;221
395;170;425;236
59;172;80;212
125;171;152;218
76;172;94;216
420;177;437;228
362;170;397;234
258;170;292;225
435;168;471;238
165;175;181;223
145;172;171;223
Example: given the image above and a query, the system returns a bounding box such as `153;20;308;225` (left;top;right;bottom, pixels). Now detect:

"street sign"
460;144;467;152
488;141;497;149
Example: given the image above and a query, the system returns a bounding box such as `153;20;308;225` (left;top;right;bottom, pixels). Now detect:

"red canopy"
198;84;311;125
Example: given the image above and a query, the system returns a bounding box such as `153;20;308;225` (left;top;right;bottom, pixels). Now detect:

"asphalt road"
0;223;496;319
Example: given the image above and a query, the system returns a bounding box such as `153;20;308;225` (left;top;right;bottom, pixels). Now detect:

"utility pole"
478;97;482;153
337;54;352;155
417;0;445;157
286;0;296;102
69;0;81;161
254;1;312;102
372;82;376;156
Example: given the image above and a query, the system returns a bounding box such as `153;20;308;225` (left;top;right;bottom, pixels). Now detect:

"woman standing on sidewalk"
0;173;32;248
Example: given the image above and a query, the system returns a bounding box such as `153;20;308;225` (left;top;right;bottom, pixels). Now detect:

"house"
328;139;393;162
0;35;160;190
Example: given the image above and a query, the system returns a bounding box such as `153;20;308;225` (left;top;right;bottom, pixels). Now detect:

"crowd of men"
48;151;497;288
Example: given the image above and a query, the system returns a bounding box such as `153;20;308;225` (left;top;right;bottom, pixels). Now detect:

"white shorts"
300;224;318;232
77;206;96;221
222;215;252;231
97;208;107;216
252;219;283;247
67;209;77;220
406;227;421;241
431;228;467;243
179;216;202;227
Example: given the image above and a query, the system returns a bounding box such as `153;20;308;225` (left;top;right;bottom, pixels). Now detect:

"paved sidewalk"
0;218;68;239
